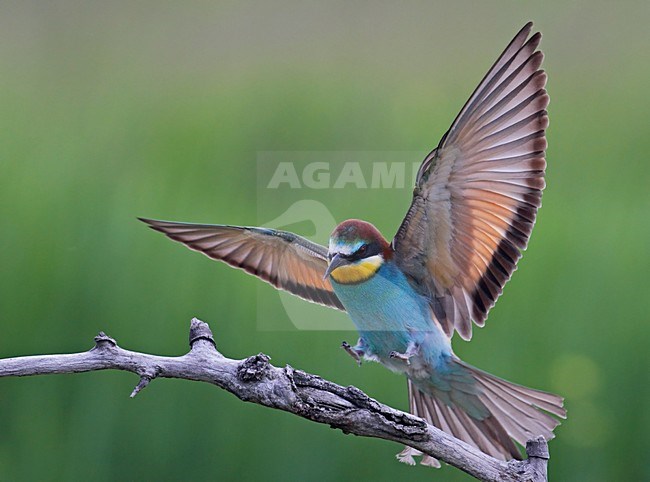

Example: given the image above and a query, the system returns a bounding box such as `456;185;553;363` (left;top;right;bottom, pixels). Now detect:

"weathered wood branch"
0;318;549;482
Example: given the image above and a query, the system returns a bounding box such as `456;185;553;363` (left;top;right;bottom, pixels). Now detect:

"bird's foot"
389;350;411;364
389;342;419;365
341;341;364;366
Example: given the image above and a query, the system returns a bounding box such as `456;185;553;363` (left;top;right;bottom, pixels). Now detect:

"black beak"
323;253;350;279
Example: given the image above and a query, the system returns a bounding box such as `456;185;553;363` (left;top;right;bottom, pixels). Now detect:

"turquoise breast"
330;261;452;371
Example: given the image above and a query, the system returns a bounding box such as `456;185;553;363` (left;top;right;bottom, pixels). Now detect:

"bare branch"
0;318;549;482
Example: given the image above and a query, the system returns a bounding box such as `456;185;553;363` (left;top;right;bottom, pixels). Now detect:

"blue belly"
330;262;452;376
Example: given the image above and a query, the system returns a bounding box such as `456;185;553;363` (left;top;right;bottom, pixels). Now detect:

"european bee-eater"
140;22;565;465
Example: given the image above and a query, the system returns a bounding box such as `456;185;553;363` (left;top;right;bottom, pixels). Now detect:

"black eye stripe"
330;242;380;262
348;242;379;261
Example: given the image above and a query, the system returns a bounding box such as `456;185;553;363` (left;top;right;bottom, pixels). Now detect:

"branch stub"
526;436;550;460
189;318;217;349
94;332;117;347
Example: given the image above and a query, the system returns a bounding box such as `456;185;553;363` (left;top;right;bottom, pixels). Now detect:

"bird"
139;22;565;466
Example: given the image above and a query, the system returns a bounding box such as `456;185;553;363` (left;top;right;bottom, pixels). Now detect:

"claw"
341;341;363;366
389;342;419;365
389;350;411;365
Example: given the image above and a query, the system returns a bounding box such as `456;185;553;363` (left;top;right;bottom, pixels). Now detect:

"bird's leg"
389;342;419;365
341;339;365;366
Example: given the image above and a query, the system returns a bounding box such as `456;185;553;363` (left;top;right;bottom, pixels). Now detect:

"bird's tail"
397;360;566;467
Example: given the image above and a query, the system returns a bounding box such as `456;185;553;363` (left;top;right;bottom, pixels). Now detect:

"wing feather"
393;23;547;339
140;218;345;311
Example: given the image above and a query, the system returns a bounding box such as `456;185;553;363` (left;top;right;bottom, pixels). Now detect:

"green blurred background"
1;2;648;481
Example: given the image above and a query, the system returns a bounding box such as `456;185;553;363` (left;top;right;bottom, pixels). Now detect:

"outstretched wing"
140;218;345;311
393;22;548;340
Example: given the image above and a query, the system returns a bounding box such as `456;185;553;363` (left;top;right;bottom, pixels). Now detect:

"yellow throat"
329;255;383;284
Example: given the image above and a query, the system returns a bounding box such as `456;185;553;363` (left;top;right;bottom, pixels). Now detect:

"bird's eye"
357;244;367;255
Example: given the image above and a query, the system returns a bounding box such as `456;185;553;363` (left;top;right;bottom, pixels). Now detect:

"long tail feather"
398;361;565;466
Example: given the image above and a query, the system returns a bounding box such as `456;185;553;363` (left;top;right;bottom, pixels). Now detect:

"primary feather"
393;22;548;340
139;218;345;310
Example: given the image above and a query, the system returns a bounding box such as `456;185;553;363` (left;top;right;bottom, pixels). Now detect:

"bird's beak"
323;253;349;279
